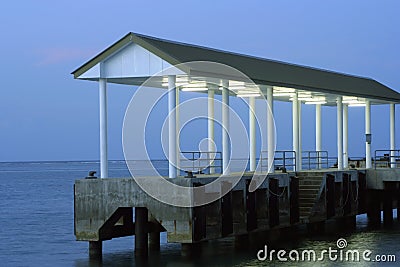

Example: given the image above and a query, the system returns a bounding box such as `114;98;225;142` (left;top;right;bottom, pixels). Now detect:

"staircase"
297;172;324;221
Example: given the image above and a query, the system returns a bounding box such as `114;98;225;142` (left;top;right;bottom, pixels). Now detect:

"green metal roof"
72;32;400;103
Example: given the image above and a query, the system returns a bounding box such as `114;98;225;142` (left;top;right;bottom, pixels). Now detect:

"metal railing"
179;151;222;174
374;150;400;169
302;150;329;170
260;150;296;172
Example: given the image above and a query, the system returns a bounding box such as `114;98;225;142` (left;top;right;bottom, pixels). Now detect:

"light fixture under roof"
273;86;296;92
229;86;247;90
305;101;327;105
237;93;261;98
181;87;208;92
273;92;295;97
162;82;188;87
229;80;245;87
348;103;366;107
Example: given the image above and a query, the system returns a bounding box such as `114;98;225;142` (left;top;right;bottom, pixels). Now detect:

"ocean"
0;161;399;266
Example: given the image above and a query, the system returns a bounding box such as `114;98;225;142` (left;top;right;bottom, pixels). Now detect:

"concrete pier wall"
74;168;400;251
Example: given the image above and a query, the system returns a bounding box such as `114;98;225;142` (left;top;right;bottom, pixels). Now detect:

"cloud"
35;47;98;66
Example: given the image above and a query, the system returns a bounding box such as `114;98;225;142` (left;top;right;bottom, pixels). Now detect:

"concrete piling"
367;190;381;227
383;182;394;226
135;207;148;258
234;234;249;250
336;215;356;232
306;221;325;235
88;241;102;259
149;232;160;251
397;182;400;221
181;243;202;257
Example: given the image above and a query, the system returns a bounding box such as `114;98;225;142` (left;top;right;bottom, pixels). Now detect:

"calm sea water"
0;161;399;267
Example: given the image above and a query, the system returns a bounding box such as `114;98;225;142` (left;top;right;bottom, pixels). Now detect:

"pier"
71;33;400;258
74;168;400;257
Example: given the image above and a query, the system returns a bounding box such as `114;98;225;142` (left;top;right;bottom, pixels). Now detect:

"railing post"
294;151;296;172
192;152;195;171
283;152;286;170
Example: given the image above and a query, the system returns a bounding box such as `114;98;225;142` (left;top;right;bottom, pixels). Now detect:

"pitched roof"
72;32;400;103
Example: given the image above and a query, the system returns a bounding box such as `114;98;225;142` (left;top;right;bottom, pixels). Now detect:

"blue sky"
1;0;399;161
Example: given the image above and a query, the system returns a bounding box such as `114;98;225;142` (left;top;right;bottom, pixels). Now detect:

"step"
296;172;325;177
299;193;319;198
299;203;314;208
299;180;323;186
299;188;319;193
300;208;313;216
299;195;319;200
299;184;321;189
297;176;324;180
299;198;317;204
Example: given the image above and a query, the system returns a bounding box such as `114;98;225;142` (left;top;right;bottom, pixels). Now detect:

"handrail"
179;151;223;174
302;150;329;170
260;150;296;172
374;149;400;169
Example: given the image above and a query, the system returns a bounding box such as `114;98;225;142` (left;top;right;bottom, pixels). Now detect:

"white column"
365;100;372;169
337;96;343;170
99;78;108;178
316;104;322;168
298;100;302;171
390;103;396;168
222;81;230;175
208;88;215;174
267;87;275;173
343;103;349;168
292;92;299;171
176;87;180;175
249;96;256;171
168;75;177;178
